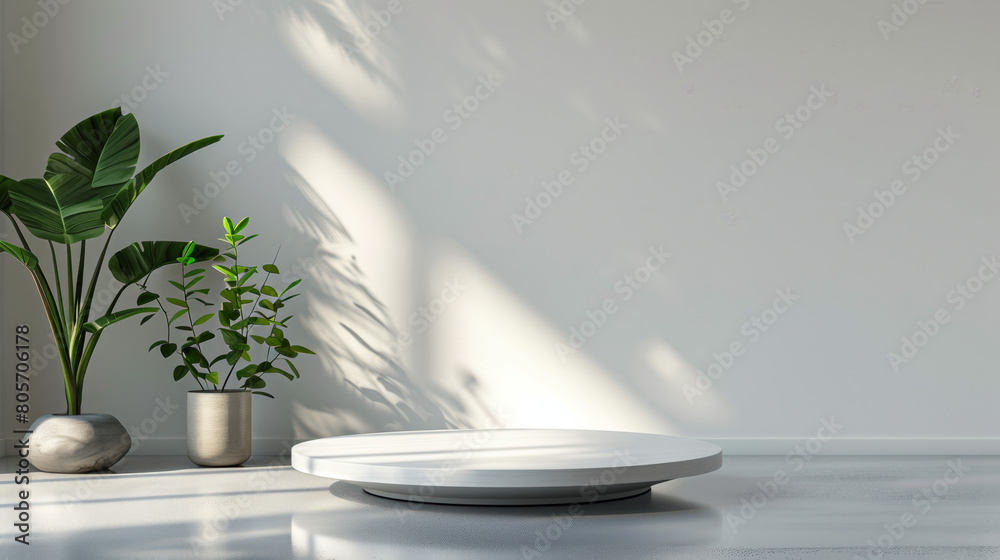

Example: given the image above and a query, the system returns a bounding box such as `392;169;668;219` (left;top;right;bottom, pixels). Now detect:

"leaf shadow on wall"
279;169;493;435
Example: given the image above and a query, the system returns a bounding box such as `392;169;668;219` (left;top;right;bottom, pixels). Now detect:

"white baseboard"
705;438;1000;455
5;437;1000;457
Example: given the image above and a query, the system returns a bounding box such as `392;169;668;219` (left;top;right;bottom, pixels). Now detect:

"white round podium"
292;429;722;505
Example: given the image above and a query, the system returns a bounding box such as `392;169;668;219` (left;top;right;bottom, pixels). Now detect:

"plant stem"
76;240;86;314
66;244;75;319
75;282;130;406
48;242;66;333
181;262;210;390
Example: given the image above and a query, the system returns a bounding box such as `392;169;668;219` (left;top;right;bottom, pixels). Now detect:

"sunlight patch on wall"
423;238;674;433
280;120;414;354
276;1;403;125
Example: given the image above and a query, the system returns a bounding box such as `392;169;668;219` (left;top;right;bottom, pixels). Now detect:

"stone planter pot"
27;413;131;473
187;390;251;467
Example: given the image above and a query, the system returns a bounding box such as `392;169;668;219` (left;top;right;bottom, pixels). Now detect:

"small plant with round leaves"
141;216;313;397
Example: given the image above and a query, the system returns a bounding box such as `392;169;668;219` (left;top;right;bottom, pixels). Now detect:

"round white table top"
292;429;722;505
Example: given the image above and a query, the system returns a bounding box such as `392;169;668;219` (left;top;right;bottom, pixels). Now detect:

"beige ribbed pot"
187;390;251;467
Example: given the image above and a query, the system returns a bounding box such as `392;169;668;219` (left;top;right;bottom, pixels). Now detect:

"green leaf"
54;107;123;174
193;313;214;326
136;291;160;305
250;334;266;344
234;217;249;233
173;365;189;381
182;240;196;258
220;328;246;346
91;113;140;191
236;363;258;379
290;345;315;355
285;359;301;379
260;285;278;297
245;376;266;389
183;346;207;366
0;240;39;270
166;297;188;308
0;175;22;214
197;331;216;343
223;216;235;234
226;349;243;366
184;268;206;278
175;325;193;332
253;391;274;398
108;241;219;284
169;308;187;325
149;340;167;352
160;342;177;358
205;371;219;386
140;314;156;326
83;306;159;333
237;233;258;246
213;264;236;280
101;134;224;228
262;264;280;274
9;176;106;244
280;278;302;296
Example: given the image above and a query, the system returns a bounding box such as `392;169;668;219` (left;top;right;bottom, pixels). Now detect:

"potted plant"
0;107;221;473
141;216;313;467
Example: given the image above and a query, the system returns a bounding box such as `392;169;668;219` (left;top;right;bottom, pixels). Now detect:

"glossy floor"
1;455;998;559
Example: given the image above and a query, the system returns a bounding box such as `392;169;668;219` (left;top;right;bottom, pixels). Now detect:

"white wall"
3;0;999;454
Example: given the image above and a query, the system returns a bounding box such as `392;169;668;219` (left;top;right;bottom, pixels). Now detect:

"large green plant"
0;108;222;414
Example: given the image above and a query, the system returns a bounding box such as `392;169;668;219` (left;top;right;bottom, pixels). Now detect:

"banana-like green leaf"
0;175;21;214
8;176;106;244
54;107;123;171
43;153;94;181
0;240;38;269
83;306;159;333
108;241;219;285
102;134;225;228
92;113;140;191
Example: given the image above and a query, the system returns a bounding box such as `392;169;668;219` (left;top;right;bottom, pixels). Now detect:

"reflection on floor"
1;455;998;559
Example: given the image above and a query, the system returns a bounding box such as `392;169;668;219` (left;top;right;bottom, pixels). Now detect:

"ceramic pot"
187;390;251;467
27;413;131;473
